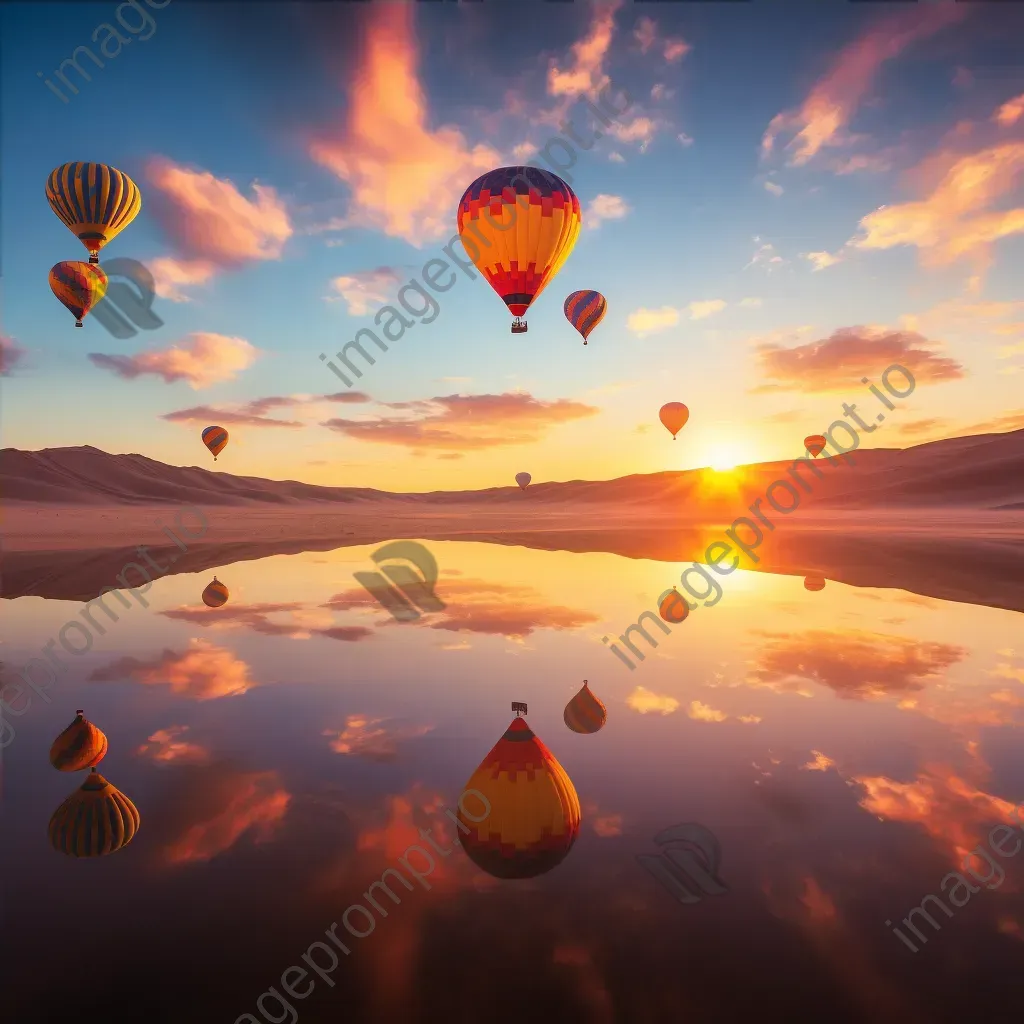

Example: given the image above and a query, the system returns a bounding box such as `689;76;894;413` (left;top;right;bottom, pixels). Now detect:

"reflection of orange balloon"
49;710;108;772
805;435;826;457
457;711;581;879
564;681;607;734
202;577;229;608
804;576;826;592
659;402;689;440
49;769;140;858
659;588;689;624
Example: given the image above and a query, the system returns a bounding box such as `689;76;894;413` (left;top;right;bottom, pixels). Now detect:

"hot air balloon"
46;162;142;263
49;710;108;772
805;435;827;457
456;166;581;334
202;425;228;461
48;261;107;327
564;290;607;345
659;402;689;440
48;768;140;858
457;703;581;879
659;587;690;624
202;577;229;608
804;576;826;592
564;681;607;735
515;472;531;491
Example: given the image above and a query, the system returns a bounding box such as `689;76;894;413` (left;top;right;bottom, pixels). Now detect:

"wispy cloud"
585;193;630;228
89;333;259;388
326;267;402;315
0;335;28;376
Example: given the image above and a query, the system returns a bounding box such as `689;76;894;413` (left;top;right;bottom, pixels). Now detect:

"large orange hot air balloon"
202;577;229;608
805;435;827;457
659;587;690;624
659;402;689;440
202;425;228;461
804;576;826;592
49;261;107;327
457;703;581;879
456;166;581;334
564;681;607;734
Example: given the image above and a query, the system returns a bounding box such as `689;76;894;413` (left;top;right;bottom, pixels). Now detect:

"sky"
1;0;1023;492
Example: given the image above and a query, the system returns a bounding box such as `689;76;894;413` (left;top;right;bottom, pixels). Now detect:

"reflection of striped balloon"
804;576;826;592
48;261;107;326
458;715;581;879
563;289;607;344
49;769;140;858
202;577;229;608
202;425;229;460
49;710;108;771
564;680;607;734
46;162;142;263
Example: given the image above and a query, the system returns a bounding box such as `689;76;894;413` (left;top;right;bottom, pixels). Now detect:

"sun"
705;444;747;473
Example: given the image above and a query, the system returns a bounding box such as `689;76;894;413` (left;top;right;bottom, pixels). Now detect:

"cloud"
956;409;1024;437
753;326;964;393
90;639;257;700
323;715;435;762
0;335;27;376
745;629;966;700
322;391;598;452
740;297;763;308
548;1;619;98
162;402;305;428
88;333;258;389
585;193;629;228
136;725;211;765
627;306;679;337
146;157;292;268
764;181;784;197
687;299;727;321
688;700;728;722
677;132;694;147
307;3;500;246
803;251;843;272
994;93;1024;128
744;237;787;271
761;5;968;167
632;16;689;64
897;417;952;438
327;267;402;315
161;391;363;428
511;142;538;161
148;257;218;302
626;686;680;715
801;750;837;772
738;714;762;724
163;601;337;640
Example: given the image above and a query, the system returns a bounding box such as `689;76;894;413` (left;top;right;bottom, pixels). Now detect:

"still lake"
3;537;1024;1023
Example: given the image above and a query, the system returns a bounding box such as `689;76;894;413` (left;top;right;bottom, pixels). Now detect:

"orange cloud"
994;93;1024;128
88;333;258;388
324;715;435;761
754;326;964;393
632;16;689;65
90;639;256;700
165;601;321;638
307;3;499;246
322;392;598;452
802;751;837;772
548;1;619;98
1;335;28;376
746;629;966;700
136;725;210;765
626;686;679;715
626;306;679;337
146;157;292;268
761;5;967;167
148;256;217;302
688;700;728;722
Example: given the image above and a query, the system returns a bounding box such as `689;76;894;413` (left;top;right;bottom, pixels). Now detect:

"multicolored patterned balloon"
48;260;107;327
563;289;607;345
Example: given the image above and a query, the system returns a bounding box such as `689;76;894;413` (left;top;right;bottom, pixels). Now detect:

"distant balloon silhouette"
804;576;826;592
564;681;607;734
49;769;140;858
659;587;690;624
659;403;689;440
805;435;826;457
457;703;581;879
49;260;107;327
202;425;228;461
49;710;108;772
515;472;531;490
564;289;607;345
202;577;229;608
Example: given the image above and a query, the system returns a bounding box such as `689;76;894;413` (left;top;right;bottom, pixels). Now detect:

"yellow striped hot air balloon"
48;769;140;858
49;710;108;772
46;162;142;263
202;577;229;608
564;680;607;735
457;703;581;879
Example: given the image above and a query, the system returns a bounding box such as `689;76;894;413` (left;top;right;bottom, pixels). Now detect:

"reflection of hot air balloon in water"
805;435;827;457
515;472;531;491
564;290;607;345
457;703;581;879
202;425;228;461
202;577;229;608
659;403;689;440
49;710;108;772
46;162;142;264
49;768;140;858
804;576;826;592
659;587;690;624
48;261;107;327
564;681;607;734
457;167;581;334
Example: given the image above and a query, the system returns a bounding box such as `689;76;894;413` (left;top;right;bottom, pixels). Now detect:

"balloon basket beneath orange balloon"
75;320;83;328
511;319;528;334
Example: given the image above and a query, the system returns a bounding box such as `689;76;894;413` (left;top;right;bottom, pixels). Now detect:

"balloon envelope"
564;681;607;734
804;576;826;592
564;290;607;344
659;588;689;624
48;769;140;858
49;710;108;772
202;425;228;460
805;435;827;457
49;261;107;326
202;577;229;608
456;166;581;329
659;402;689;439
46;162;141;262
515;472;531;490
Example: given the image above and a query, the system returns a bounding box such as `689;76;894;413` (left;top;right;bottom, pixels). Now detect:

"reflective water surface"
4;536;1024;1023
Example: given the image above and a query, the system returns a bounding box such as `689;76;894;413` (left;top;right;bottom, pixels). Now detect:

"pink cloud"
162;391;365;428
994;93;1024;129
548;1;620;98
0;335;28;376
88;333;258;388
136;725;211;765
327;267;402;315
148;257;218;303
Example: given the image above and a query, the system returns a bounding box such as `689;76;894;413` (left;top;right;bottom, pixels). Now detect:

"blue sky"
2;0;1023;490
